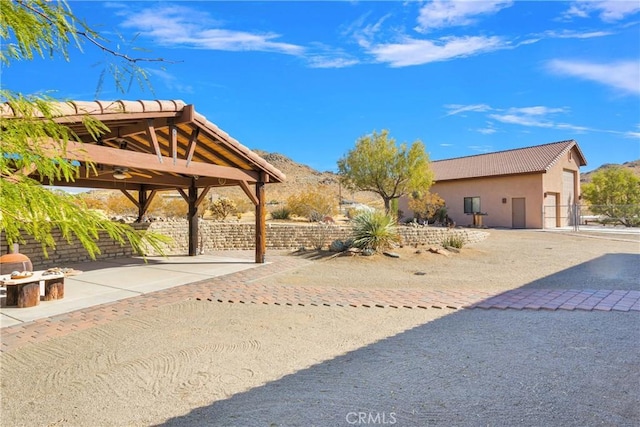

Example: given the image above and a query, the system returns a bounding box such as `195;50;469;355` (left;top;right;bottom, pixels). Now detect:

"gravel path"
163;310;639;427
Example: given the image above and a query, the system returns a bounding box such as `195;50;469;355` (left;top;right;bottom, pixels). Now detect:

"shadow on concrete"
517;253;640;291
156;254;640;427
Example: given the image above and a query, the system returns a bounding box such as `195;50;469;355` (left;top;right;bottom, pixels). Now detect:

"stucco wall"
400;146;584;229
401;173;544;228
1;222;488;269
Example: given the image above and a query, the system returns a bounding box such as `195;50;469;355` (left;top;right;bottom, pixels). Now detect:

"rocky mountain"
214;151;380;207
580;160;640;183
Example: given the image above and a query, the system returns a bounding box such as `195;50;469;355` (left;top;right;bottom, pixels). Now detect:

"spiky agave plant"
351;210;400;252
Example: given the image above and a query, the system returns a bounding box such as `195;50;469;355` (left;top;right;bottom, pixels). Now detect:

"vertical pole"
137;186;147;223
255;173;266;263
188;178;199;256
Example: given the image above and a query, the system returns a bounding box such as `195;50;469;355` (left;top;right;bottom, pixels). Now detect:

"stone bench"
0;271;65;308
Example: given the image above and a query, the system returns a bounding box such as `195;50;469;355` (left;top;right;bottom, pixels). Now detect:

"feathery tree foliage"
582;167;640;227
1;0;171;258
337;130;434;214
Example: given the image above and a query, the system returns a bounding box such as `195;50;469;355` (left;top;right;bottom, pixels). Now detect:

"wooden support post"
137;186;148;222
188;178;199;256
255;173;266;263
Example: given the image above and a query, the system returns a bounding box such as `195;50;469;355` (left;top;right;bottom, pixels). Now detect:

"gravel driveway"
160;230;640;427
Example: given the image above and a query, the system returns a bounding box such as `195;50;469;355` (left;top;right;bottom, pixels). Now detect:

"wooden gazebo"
16;100;285;263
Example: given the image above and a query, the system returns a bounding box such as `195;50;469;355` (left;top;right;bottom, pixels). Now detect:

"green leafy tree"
582;167;640;227
338;130;434;214
0;0;171;258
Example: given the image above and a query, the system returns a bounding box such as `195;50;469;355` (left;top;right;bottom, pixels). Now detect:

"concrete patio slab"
0;254;262;327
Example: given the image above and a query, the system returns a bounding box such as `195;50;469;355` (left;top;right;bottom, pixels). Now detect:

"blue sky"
6;0;640;173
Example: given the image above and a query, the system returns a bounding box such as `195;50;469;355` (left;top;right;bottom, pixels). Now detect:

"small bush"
232;198;253;215
309;223;334;250
286;186;337;221
270;207;291;220
351;210;400;252
209;197;236;220
329;239;349;252
409;191;445;223
442;234;466;249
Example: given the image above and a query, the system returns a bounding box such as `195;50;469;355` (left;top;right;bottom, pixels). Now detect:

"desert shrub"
442;234;466;249
77;193;107;210
350;210;400;252
329;239;349;252
106;193;137;216
409;191;445;223
270;207;291;220
309;223;334;250
160;198;188;218
286;186;337;221
209;197;236;220
232;198;253;215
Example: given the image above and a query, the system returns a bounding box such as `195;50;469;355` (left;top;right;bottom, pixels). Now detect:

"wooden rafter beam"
195;186;212;208
176;188;188;203
45;140;260;182
146;119;163;163
142;190;158;212
185;127;199;167
239;180;259;206
170;122;177;165
120;189;139;208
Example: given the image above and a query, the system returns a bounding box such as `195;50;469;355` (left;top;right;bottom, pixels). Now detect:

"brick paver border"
2;253;638;354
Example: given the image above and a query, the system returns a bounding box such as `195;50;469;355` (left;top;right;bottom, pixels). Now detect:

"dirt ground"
262;229;640;293
1;229;638;426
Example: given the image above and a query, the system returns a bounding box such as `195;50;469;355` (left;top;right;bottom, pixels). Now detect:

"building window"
464;197;481;214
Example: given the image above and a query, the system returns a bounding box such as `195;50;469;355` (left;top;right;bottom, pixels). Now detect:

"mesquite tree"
1;0;171;257
337;130;434;214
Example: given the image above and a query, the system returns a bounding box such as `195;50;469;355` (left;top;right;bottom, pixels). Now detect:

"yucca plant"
270;207;291;220
351;210;400;252
442;234;466;249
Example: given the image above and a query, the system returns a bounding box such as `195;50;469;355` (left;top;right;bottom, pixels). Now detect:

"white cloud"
369;35;506;67
468;145;493;153
444;104;493;116
120;6;304;55
146;69;194;94
625;131;640;138
489;113;554;128
546;60;640;95
307;55;360;69
440;143;454;147
416;0;513;32
543;29;614;39
563;0;640;22
476;127;497;135
447;103;636;137
508;106;568;116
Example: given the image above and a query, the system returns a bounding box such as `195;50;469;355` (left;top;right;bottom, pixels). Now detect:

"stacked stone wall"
1;221;489;268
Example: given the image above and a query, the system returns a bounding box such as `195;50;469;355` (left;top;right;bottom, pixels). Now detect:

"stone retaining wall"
1;221;489;268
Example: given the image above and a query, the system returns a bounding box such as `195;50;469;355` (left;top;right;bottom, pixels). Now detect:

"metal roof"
432;140;587;182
